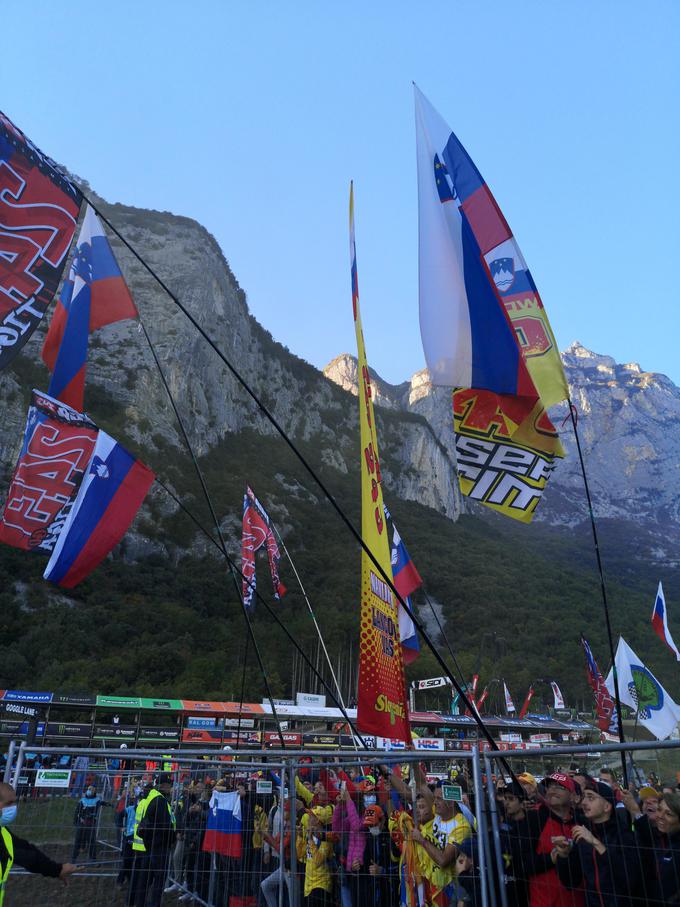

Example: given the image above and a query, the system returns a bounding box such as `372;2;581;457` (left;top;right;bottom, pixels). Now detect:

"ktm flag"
351;185;410;744
415;87;568;522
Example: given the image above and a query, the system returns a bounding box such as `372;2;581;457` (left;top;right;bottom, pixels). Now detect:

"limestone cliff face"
0;196;462;545
324;342;680;539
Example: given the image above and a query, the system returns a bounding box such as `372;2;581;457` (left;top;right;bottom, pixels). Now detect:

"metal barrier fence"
1;739;679;906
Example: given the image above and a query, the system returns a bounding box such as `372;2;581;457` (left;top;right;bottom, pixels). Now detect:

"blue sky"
3;1;678;385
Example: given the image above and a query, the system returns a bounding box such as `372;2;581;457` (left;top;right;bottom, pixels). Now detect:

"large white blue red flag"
390;521;421;664
414;86;567;523
41;204;138;411
651;581;680;661
202;790;242;858
43;431;154;588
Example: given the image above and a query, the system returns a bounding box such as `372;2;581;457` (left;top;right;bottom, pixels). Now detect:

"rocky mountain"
324;344;680;559
1;195;679;704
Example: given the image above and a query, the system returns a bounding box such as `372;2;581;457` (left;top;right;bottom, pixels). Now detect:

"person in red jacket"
515;772;585;907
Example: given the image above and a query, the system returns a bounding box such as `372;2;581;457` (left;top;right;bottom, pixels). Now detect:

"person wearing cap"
357;802;393;907
71;783;110;862
0;781;80;904
553;780;643;907
455;836;482;906
296;806;334;907
497;781;530;907
518;773;539;805
515;771;584;907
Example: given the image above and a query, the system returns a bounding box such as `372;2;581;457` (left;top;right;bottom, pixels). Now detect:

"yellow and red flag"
350;184;410;744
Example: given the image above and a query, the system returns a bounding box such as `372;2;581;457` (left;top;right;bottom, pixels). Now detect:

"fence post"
471;745;494;907
484;753;509;907
11;741;26;791
3;741;16;784
278;763;286;907
288;758;299;907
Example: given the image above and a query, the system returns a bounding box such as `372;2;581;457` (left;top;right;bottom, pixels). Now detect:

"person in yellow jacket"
0;782;80;905
294;775;333;833
411;783;472;907
295;807;334;907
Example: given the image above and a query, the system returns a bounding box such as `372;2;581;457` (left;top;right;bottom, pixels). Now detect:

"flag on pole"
581;636;617;735
651;582;680;661
241;486;286;611
550;681;565;709
518;685;534;719
0;112;83;369
476;686;489;712
41;204;138;411
43;431;154;587
388;516;421;664
503;681;516;714
414;86;566;522
351;184;410;744
0;390;98;553
605;637;680;740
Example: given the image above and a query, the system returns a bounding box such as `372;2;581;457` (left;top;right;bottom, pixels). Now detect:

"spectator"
356;803;392;907
130;773;176;907
296;806;334;907
332;786;365;907
518;771;584;907
117;789;138;890
0;781;80;900
553;779;641;906
518;773;539;805
260;804;293;907
455;835;483;906
71;784;109;862
638;785;661;826
646;791;680;904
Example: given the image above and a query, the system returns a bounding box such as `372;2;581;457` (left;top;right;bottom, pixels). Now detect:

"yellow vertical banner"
350;184;410;743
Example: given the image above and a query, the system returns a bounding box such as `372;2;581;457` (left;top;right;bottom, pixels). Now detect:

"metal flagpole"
567;399;628;786
273;526;350;716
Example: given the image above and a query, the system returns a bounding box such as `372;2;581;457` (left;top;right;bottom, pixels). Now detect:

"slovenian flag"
390;521;421;664
43;431;154;588
651;581;680;661
202;790;242;858
42;204;138;411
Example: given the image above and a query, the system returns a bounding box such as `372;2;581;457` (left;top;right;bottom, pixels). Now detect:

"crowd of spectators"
106;759;680;906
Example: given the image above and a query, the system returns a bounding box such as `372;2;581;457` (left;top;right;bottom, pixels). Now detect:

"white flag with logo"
503;681;516;713
550;681;565;709
605;637;680;740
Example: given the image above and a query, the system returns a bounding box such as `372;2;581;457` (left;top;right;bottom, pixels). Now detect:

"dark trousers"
128;850;169;907
72;824;97;861
117;835;134;884
305;888;332;907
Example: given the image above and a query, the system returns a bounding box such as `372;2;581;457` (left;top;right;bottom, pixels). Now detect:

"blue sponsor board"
187;717;217;728
5;691;53;703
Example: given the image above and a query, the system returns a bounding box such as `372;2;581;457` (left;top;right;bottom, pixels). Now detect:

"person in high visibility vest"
127;773;176;907
0;782;79;904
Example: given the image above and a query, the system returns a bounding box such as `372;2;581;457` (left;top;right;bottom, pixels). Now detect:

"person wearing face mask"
0;781;80;904
356;804;392;907
71;784;110;862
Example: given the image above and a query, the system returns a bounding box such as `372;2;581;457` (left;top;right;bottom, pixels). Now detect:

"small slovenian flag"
390;522;422;664
651;581;680;661
41;204;138;411
43;431;154;588
202;790;242;858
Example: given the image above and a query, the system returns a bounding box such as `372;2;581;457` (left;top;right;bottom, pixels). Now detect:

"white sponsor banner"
36;769;71;788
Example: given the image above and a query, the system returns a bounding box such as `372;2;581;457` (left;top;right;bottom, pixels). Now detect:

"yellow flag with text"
350;185;410;743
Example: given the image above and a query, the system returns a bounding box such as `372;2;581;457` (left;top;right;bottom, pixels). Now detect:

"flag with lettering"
0;390;98;553
581;636;617;735
351;185;410;744
651;581;680;661
415;86;566;522
503;681;516;714
241;486;286;610
43;430;154;588
550;681;565;709
0;112;83;369
41;204;138;411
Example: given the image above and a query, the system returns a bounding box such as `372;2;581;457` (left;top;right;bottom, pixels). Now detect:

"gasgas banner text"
0;112;83;369
350;186;410;744
0;390;98;552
